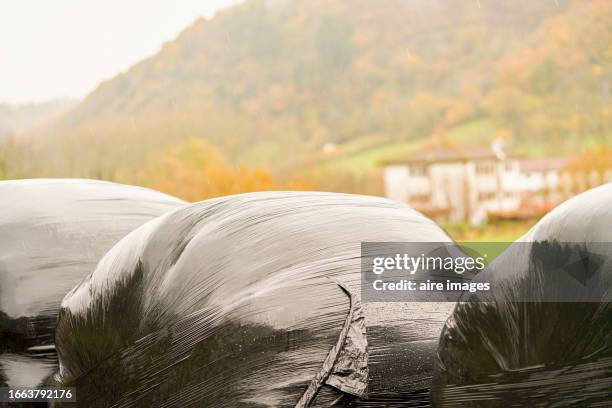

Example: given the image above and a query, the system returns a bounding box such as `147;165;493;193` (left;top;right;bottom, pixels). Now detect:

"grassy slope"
319;117;513;174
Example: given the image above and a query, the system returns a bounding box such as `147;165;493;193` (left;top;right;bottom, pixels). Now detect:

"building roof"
518;157;568;172
382;145;506;165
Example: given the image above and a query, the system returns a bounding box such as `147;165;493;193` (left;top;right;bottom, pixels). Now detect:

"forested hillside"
3;0;610;197
0;99;75;141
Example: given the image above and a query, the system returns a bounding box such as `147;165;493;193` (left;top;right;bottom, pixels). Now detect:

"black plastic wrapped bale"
432;184;612;407
0;179;186;389
55;191;456;407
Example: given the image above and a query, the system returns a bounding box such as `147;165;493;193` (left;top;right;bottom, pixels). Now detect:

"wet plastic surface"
55;191;456;407
433;184;612;406
0;179;186;388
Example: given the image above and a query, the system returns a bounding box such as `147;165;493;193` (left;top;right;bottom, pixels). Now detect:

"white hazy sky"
0;0;241;104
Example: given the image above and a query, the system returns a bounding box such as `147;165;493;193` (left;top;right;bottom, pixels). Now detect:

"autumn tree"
132;138;284;202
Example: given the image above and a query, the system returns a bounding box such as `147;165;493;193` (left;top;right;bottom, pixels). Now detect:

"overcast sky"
0;0;241;104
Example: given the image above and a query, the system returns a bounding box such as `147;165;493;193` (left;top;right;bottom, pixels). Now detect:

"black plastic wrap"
0;179;186;388
433;184;612;407
55;191;457;407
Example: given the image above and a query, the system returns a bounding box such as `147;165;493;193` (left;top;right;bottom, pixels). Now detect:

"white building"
517;157;572;205
383;144;570;225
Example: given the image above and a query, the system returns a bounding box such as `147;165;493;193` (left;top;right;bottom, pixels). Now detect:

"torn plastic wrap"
296;284;368;407
433;184;612;407
325;292;368;398
55;191;457;407
0;179;186;388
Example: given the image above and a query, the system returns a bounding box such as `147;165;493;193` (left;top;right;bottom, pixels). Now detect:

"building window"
409;193;430;204
476;161;495;174
478;191;496;201
410;165;426;177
